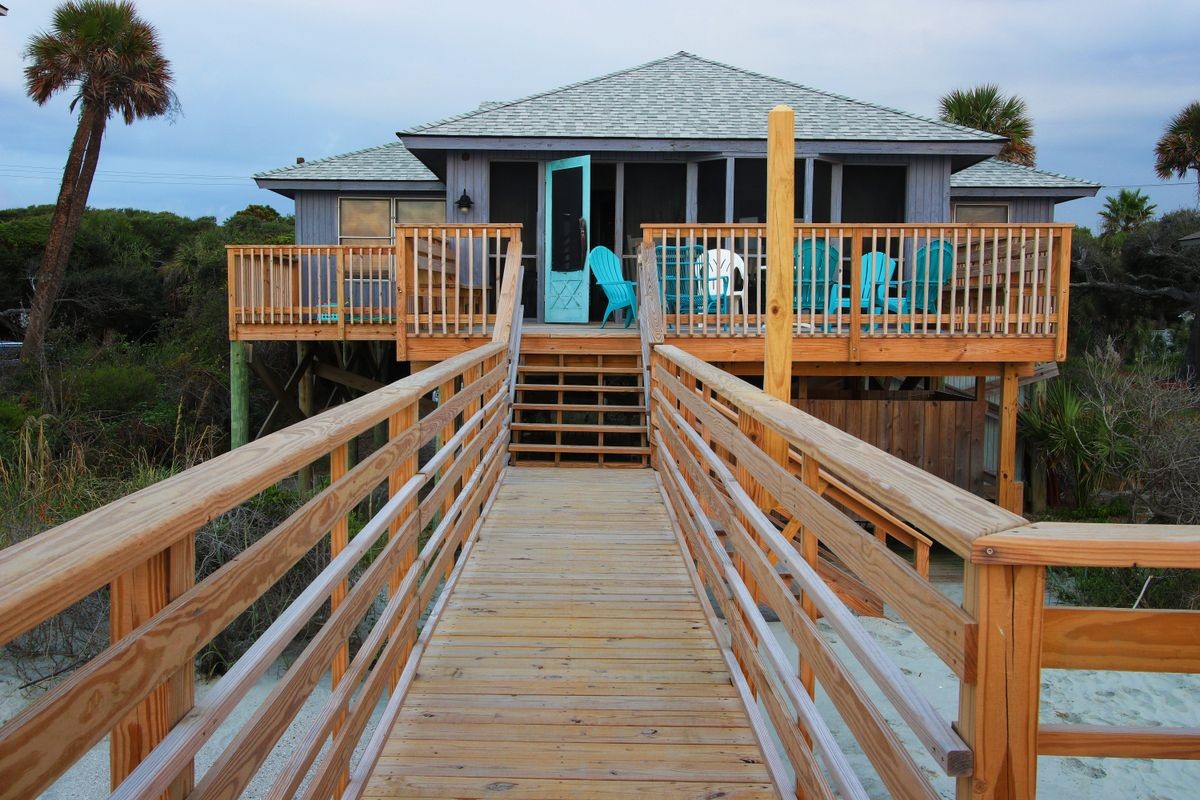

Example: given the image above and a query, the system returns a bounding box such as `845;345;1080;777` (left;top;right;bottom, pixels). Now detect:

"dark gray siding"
905;156;951;222
444;154;490;223
1009;197;1056;222
294;191;338;244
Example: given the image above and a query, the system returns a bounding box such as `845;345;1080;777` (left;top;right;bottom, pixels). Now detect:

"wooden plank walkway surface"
364;467;777;799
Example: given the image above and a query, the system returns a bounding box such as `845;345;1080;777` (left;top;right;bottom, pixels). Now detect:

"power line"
1101;181;1195;189
0;173;249;187
0;163;249;180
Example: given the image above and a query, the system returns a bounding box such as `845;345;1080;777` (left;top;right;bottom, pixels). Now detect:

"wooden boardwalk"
363;467;777;799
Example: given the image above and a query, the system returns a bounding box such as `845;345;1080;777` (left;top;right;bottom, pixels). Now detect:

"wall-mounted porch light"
455;189;474;215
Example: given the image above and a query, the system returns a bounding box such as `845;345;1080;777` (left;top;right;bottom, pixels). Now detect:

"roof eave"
950;186;1100;200
254;177;446;195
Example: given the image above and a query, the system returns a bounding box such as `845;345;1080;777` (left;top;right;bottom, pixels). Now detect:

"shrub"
74;363;158;413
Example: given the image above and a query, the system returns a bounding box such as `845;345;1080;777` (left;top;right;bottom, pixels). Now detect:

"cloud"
0;0;1197;227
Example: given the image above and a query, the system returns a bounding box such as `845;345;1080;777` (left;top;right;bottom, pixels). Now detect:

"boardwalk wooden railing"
642;223;1073;360
649;343;1200;799
0;340;513;800
227;225;522;354
971;523;1200;768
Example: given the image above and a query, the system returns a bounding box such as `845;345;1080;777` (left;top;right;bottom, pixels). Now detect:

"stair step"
515;383;643;393
517;364;641;375
513;402;646;413
512;423;647;433
509;443;652;455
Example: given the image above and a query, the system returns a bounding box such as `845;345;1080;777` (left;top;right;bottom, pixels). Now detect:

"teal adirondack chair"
655;244;708;315
830;251;898;316
794;239;840;320
588;246;638;328
877;239;956;330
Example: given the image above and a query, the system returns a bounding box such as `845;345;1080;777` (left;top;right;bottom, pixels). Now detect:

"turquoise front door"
544;156;591;323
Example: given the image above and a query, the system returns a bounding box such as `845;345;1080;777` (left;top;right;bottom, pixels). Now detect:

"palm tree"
1154;101;1200;200
938;85;1036;166
1099;189;1157;236
21;0;176;364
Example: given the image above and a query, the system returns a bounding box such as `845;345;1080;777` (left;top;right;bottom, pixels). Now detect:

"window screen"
954;203;1010;223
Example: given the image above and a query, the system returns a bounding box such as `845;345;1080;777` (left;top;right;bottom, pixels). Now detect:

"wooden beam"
685;161;698;223
229;341;249;449
973;522;1200;568
313;362;385;395
1042;606;1200;673
1039;724;1200;760
996;363;1019;513
956;562;1044;800
763;105;795;468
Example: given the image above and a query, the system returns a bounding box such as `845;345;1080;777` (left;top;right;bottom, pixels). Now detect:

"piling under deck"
363;467;777;799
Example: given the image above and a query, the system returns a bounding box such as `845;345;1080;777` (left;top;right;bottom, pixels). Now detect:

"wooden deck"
363;467;777;799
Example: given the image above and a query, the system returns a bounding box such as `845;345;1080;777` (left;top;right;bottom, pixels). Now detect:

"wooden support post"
328;441;351;794
229;340;249;449
957;562;1044;800
763;104;795;466
297;342;315;493
997;364;1020;513
110;536;195;797
389;402;419;687
797;454;820;699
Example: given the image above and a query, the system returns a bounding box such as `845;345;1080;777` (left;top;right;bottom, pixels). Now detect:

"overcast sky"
1;0;1197;228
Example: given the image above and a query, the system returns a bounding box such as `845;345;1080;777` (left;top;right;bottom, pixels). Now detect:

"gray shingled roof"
402;52;1004;143
255;142;438;182
951;158;1099;190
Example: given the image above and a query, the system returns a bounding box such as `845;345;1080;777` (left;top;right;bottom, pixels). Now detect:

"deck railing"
227;224;522;353
641;223;1073;360
0;340;514;799
649;344;1200;799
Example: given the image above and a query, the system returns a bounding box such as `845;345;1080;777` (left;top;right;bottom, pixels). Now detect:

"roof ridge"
401;52;691;135
254;141;405;178
403;51;1004;142
675;52;1002;141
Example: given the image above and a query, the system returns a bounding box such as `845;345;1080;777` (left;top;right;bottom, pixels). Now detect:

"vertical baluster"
949;230;959;336
1030;229;1041;335
467;229;476;334
869;228;878;333
935;228;946;336
923;227;933;335
975;227;986;336
1017;229;1027;335
1046;227;1056;338
1002;230;1013;336
700;227;709;335
989;227;999;335
963;230;972;335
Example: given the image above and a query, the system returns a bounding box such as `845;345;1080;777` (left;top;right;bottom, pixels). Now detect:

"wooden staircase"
509;351;650;467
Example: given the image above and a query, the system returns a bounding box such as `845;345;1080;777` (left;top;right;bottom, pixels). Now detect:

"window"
394;198;445;224
338;196;445;244
954;203;1009;223
339;198;391;244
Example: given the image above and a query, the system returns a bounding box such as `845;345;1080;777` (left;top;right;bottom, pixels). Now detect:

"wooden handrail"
0;340;513;799
648;342;1200;799
640;222;1073;343
0;342;504;646
654;344;1023;556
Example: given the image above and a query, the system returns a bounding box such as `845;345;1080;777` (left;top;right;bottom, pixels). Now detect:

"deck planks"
363;467;777;799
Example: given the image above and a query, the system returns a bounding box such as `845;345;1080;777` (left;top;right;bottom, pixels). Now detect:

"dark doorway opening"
489;161;539;317
842;165;906;222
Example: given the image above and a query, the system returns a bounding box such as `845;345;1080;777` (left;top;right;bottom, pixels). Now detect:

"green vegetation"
1099;188;1157;238
21;0;177;363
1154;101;1200;198
0;203;298;677
938;84;1035;166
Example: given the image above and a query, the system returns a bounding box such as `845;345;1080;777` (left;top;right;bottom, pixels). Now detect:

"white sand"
4;572;1196;799
765;583;1200;799
1;658;386;799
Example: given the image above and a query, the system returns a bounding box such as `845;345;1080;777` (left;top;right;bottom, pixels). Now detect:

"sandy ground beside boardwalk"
1;658;386;799
3;568;1197;799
